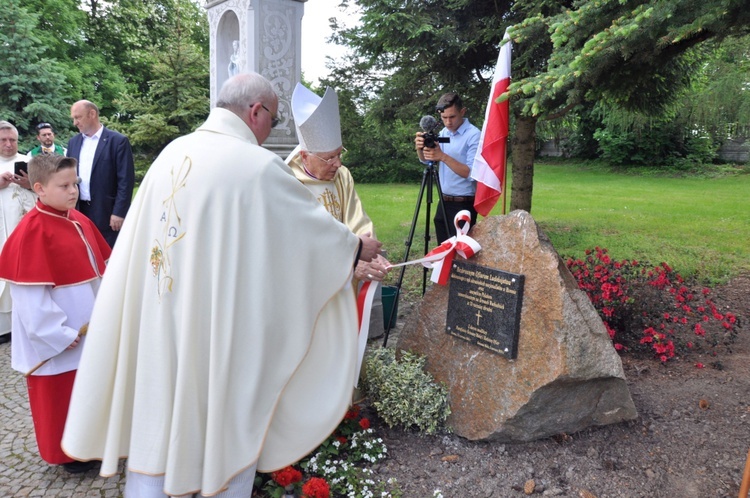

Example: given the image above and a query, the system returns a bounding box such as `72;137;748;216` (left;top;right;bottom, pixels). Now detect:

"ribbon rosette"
388;210;482;285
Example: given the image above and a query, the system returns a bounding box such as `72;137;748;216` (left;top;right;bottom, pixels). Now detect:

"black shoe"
63;461;96;474
0;334;10;344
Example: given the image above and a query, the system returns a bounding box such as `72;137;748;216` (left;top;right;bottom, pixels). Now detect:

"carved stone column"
204;0;306;157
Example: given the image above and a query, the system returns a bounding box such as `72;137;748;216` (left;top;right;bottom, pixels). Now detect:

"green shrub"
593;123;718;169
364;348;450;435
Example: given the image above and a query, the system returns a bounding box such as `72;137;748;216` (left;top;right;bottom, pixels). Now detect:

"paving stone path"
0;342;126;497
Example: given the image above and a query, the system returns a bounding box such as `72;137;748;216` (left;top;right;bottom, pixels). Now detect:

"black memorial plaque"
445;261;524;359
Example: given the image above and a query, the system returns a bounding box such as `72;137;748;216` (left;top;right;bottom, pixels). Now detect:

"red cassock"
0;201;111;464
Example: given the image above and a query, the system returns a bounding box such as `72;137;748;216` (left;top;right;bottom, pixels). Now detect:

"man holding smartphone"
0;120;37;344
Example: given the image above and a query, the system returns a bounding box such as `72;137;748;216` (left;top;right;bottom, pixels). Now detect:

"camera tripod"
382;161;450;347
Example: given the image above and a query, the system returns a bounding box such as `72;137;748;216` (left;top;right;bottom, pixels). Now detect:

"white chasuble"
62;108;361;497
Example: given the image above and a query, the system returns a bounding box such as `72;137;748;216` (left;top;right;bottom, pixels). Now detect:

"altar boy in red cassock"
0;154;111;473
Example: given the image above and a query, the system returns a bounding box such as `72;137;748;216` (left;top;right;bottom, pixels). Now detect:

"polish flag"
472;30;512;217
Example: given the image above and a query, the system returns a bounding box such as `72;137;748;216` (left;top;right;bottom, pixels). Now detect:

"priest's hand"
358;232;382;262
10;170;31;190
0;172;13;189
355;254;391;282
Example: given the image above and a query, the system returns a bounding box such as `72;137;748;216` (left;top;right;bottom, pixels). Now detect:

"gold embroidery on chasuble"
318;188;342;221
11;184;31;217
151;156;190;299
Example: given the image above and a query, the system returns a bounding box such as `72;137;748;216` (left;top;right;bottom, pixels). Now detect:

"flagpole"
501;160;508;215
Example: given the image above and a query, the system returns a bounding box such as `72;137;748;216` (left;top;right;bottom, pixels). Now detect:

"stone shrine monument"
397;210;638;441
203;0;306;158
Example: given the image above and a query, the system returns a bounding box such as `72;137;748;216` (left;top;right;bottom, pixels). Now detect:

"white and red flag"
472;29;512;217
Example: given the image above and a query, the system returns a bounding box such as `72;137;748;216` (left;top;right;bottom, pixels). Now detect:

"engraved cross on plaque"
476;310;482;325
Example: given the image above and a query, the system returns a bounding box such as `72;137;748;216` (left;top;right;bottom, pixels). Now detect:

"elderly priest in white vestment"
62;72;382;498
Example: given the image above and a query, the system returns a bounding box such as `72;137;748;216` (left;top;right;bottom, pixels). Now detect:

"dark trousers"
434;199;477;244
77;200;116;248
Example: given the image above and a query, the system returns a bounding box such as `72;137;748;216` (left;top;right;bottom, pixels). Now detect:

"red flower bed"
566;247;740;363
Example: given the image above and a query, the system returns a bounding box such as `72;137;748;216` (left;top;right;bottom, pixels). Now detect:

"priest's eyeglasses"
259;104;280;128
309;148;348;165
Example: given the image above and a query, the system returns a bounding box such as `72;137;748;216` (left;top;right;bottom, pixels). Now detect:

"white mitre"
292;82;342;153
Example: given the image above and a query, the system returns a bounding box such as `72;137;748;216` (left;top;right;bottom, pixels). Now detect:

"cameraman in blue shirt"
415;92;481;243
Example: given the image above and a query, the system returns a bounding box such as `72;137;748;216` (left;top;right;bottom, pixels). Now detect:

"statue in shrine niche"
228;40;240;77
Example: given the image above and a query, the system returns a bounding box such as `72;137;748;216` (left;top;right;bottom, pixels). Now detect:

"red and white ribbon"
354;280;379;387
387;210;481;285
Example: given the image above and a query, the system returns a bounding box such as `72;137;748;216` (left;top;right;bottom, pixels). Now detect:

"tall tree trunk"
510;114;537;213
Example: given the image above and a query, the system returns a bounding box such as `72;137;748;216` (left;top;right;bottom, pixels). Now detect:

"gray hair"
216;73;276;112
0;120;18;135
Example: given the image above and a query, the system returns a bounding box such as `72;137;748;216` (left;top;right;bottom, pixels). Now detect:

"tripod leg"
382;166;431;348
422;169;434;295
431;168;452;242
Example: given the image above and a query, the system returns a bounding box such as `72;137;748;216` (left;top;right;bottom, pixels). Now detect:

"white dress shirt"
78;125;103;201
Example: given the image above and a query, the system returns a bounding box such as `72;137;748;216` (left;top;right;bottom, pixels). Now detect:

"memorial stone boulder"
396;210;638;441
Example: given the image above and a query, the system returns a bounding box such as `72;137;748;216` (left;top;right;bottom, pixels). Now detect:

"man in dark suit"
68;100;135;247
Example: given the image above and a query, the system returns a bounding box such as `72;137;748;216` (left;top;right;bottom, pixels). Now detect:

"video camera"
419;115;450;149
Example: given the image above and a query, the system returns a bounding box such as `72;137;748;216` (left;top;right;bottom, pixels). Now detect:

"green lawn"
357;163;750;285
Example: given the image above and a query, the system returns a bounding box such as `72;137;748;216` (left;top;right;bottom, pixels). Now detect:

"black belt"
442;195;474;202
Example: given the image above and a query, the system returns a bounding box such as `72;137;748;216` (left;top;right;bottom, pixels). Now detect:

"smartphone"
14;161;28;176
